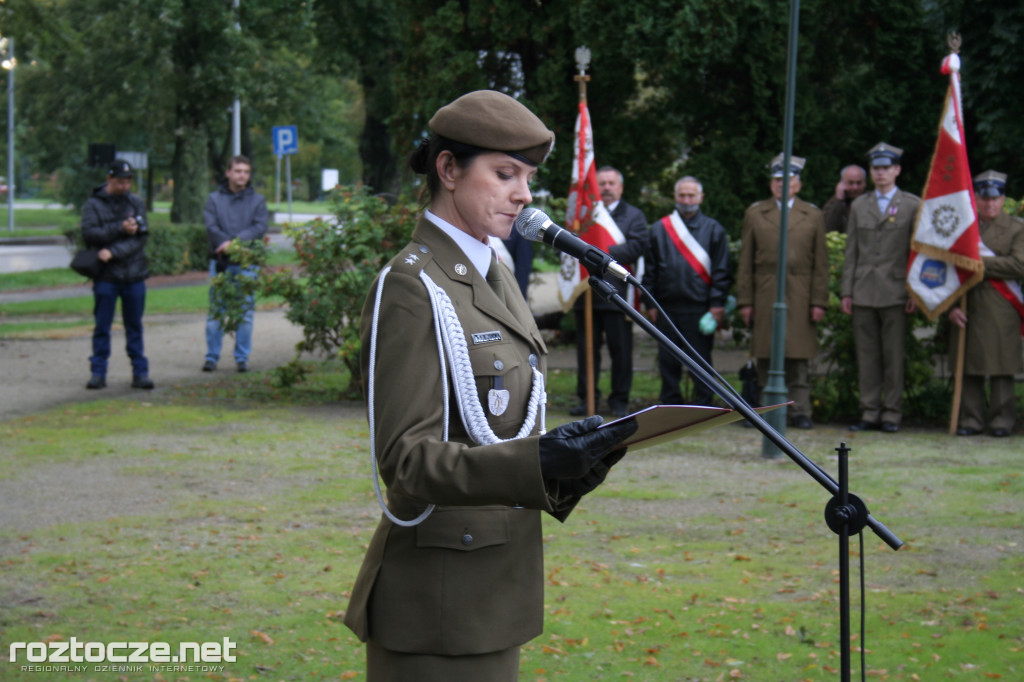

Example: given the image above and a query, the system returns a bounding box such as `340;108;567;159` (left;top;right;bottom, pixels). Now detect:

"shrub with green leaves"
211;186;418;397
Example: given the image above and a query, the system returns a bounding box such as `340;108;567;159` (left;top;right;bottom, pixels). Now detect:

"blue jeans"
90;279;148;377
205;261;256;364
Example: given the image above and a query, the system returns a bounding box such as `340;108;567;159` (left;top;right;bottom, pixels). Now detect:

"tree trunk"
359;70;398;196
170;122;209;224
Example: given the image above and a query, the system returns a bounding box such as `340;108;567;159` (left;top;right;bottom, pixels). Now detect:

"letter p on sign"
272;126;298;156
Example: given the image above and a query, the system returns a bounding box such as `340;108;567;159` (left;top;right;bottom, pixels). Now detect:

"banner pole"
948;295;968;435
574;49;597;416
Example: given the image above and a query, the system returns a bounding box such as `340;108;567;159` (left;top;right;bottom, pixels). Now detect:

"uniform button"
461;533;474;546
528;354;538;368
419;245;429;253
493;360;504;371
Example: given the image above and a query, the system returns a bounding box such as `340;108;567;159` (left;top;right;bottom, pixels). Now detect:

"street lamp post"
231;0;241;157
2;36;13;233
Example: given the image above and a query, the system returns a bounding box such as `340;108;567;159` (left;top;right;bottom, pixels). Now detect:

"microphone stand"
587;275;901;682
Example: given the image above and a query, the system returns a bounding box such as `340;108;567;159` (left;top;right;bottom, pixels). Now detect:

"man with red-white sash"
949;170;1024;437
643;176;732;406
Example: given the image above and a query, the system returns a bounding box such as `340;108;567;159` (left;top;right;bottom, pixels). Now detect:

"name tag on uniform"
472;331;503;345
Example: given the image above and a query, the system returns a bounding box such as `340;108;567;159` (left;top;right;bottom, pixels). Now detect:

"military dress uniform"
840;185;921;428
736;196;829;420
345;216;580;681
951;171;1024;435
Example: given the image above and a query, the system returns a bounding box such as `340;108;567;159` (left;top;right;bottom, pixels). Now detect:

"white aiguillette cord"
366;266;547;527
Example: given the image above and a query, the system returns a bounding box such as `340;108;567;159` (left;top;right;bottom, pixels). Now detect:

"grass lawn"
0;365;1020;681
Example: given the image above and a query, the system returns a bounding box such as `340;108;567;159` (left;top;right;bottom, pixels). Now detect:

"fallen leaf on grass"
250;630;274;645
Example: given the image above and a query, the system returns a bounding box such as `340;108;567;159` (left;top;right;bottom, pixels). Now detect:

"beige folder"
601;403;788;451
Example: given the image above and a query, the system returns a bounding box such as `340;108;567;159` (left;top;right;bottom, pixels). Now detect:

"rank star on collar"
404;253;420;265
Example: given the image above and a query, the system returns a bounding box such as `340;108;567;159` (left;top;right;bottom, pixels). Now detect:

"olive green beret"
428;90;555;166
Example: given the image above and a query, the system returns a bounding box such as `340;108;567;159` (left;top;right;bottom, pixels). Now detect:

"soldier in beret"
841;142;921;433
949;170;1024;437
342;90;637;681
736;154;829;428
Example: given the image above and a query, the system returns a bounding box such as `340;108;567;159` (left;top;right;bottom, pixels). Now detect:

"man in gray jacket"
202;155;268;372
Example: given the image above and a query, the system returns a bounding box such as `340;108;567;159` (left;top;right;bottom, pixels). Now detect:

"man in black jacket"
81;159;153;389
643;176;732;405
570;166;649;417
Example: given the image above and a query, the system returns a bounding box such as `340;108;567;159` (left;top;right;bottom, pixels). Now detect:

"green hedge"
63;223;209;276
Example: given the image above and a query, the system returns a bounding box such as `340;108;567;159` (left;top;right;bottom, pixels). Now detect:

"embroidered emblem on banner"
472;331;503;344
920;259;948;289
931;205;959;239
488;389;510;416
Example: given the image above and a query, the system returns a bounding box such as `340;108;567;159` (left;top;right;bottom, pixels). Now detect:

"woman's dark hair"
410;135;488;204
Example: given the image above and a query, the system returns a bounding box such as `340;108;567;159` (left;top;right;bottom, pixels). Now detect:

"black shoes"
958;426;1011;437
849;420;898;433
236;361;248;373
87;374;153;389
202;360;217;372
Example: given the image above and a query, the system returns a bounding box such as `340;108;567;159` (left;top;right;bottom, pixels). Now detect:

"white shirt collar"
606;199;620;213
424;210;493;278
876;186;898;201
775;197;796;209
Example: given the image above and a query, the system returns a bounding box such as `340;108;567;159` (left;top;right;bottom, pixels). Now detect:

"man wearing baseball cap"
80;158;153;390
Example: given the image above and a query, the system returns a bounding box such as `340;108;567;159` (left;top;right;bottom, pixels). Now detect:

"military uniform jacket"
344;217;577;656
957;213;1024;375
736;197;829;358
840;189;921;307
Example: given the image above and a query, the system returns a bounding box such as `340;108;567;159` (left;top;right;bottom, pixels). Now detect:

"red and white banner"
906;53;984;319
560;100;625;311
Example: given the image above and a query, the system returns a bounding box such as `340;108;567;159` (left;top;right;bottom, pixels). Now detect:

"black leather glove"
558;446;628;498
539;415;638;479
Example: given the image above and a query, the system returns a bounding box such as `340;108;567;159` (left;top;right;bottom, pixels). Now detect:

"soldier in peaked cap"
840;142;921;433
736;153;829;429
948;170;1024;437
343;90;637;681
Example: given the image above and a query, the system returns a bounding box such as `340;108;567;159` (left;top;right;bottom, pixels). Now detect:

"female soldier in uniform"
343;90;637;681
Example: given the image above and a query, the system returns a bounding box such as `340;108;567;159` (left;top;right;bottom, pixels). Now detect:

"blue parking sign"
272;125;298;156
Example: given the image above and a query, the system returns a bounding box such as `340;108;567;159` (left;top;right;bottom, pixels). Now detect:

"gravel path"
0;308;307;421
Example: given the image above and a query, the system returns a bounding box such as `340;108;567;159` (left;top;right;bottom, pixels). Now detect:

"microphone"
513;207;629;281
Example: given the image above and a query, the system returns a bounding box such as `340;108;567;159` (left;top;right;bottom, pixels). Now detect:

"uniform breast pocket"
467;341;525;423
